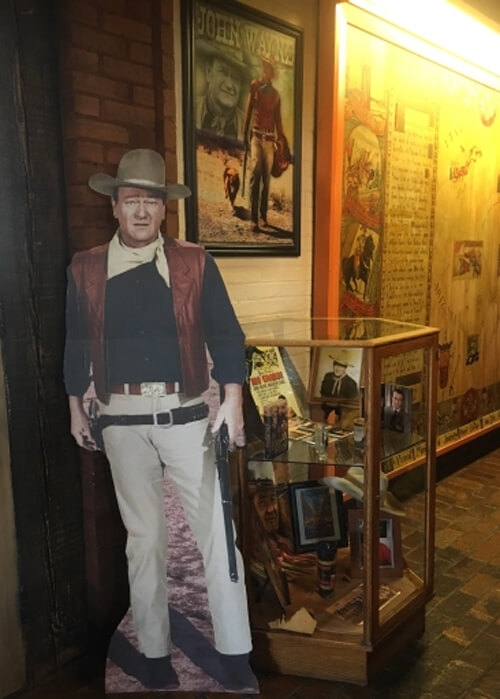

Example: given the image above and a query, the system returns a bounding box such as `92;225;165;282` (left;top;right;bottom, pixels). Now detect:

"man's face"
392;391;404;411
206;57;241;111
332;361;347;379
261;63;274;84
253;489;279;534
112;187;166;248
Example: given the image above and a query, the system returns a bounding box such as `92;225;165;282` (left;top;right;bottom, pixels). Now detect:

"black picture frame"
382;384;413;435
289;481;347;553
181;0;303;256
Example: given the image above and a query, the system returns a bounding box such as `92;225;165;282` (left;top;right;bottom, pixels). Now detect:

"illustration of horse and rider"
342;225;376;298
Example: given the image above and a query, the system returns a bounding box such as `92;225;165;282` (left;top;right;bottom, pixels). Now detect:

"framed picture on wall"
181;0;303;256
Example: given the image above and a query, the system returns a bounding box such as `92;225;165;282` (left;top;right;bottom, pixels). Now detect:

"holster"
88;399;105;452
89;416;105;452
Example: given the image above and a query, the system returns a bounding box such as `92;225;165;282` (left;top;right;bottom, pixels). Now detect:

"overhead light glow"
348;0;499;77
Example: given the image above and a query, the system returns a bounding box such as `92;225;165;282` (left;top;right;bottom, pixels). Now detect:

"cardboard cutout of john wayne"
64;149;258;693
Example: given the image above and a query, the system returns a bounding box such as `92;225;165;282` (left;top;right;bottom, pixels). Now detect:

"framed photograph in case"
348;509;404;579
289;481;347;553
308;346;363;406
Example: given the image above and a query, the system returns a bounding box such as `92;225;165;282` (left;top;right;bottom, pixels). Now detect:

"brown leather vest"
70;236;208;402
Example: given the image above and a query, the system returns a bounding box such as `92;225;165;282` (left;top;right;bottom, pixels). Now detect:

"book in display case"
237;317;438;685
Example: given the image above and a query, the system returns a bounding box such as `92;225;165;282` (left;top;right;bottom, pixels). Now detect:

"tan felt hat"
321;466;406;517
89;149;191;200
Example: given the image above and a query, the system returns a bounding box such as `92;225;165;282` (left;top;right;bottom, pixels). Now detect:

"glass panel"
374;348;428;630
246;454;365;638
242;316;432;344
242;321;435;644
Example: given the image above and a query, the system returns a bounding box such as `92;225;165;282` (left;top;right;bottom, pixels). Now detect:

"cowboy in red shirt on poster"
243;54;286;233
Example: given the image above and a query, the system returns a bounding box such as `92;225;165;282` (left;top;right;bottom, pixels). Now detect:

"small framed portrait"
289;481;347;553
382;384;412;435
308;347;363;405
348;509;403;579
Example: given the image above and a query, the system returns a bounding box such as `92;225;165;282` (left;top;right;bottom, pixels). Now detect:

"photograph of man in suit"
64;149;256;692
320;355;359;400
384;387;408;433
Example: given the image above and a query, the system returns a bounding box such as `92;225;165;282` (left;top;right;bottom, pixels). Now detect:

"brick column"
58;0;178;252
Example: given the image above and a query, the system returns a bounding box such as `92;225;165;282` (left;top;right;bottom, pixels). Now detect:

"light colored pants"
249;136;275;224
99;393;252;658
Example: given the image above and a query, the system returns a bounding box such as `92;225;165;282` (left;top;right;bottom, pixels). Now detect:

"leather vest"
70;236;208;402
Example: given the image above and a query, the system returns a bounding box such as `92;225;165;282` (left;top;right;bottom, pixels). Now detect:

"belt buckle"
140;382;166;398
153;408;173;427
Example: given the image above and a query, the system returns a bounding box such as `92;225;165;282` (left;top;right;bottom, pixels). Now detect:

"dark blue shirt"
105;262;182;386
64;253;245;395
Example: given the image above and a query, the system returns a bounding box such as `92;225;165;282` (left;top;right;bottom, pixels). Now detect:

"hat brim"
322;472;406;517
321;475;364;502
196;38;248;76
89;173;191;200
328;355;354;367
381;491;406;517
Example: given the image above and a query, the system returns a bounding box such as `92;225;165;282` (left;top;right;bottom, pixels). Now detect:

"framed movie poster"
181;0;303;256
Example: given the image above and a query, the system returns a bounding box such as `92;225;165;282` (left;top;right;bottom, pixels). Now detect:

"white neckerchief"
107;230;170;287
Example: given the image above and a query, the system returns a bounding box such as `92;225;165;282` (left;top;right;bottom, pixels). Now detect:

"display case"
238;317;438;685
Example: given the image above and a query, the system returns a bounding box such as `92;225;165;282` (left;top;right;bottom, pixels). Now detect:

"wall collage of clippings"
336;6;500;447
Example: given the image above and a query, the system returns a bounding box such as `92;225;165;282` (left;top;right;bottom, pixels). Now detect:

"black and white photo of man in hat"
195;39;248;140
320;352;359;400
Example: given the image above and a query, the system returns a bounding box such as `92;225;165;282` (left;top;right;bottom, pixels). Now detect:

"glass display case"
238;317;438;684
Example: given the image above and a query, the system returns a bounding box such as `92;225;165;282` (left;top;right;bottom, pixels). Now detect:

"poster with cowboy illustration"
182;0;302;255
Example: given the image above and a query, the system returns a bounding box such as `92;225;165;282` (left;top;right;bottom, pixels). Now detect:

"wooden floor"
10;447;500;699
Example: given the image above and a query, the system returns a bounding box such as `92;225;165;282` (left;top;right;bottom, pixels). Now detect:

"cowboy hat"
196;38;248;78
260;53;277;76
88;149;191;200
321;467;405;517
328;349;355;368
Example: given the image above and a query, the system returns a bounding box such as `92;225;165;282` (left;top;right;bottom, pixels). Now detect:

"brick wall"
58;0;317;321
58;0;179;253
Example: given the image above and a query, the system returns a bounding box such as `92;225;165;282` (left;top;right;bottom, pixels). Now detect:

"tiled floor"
12;448;500;699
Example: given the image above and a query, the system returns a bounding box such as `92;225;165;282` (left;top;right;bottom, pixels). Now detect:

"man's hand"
69;395;98;451
211;383;245;448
